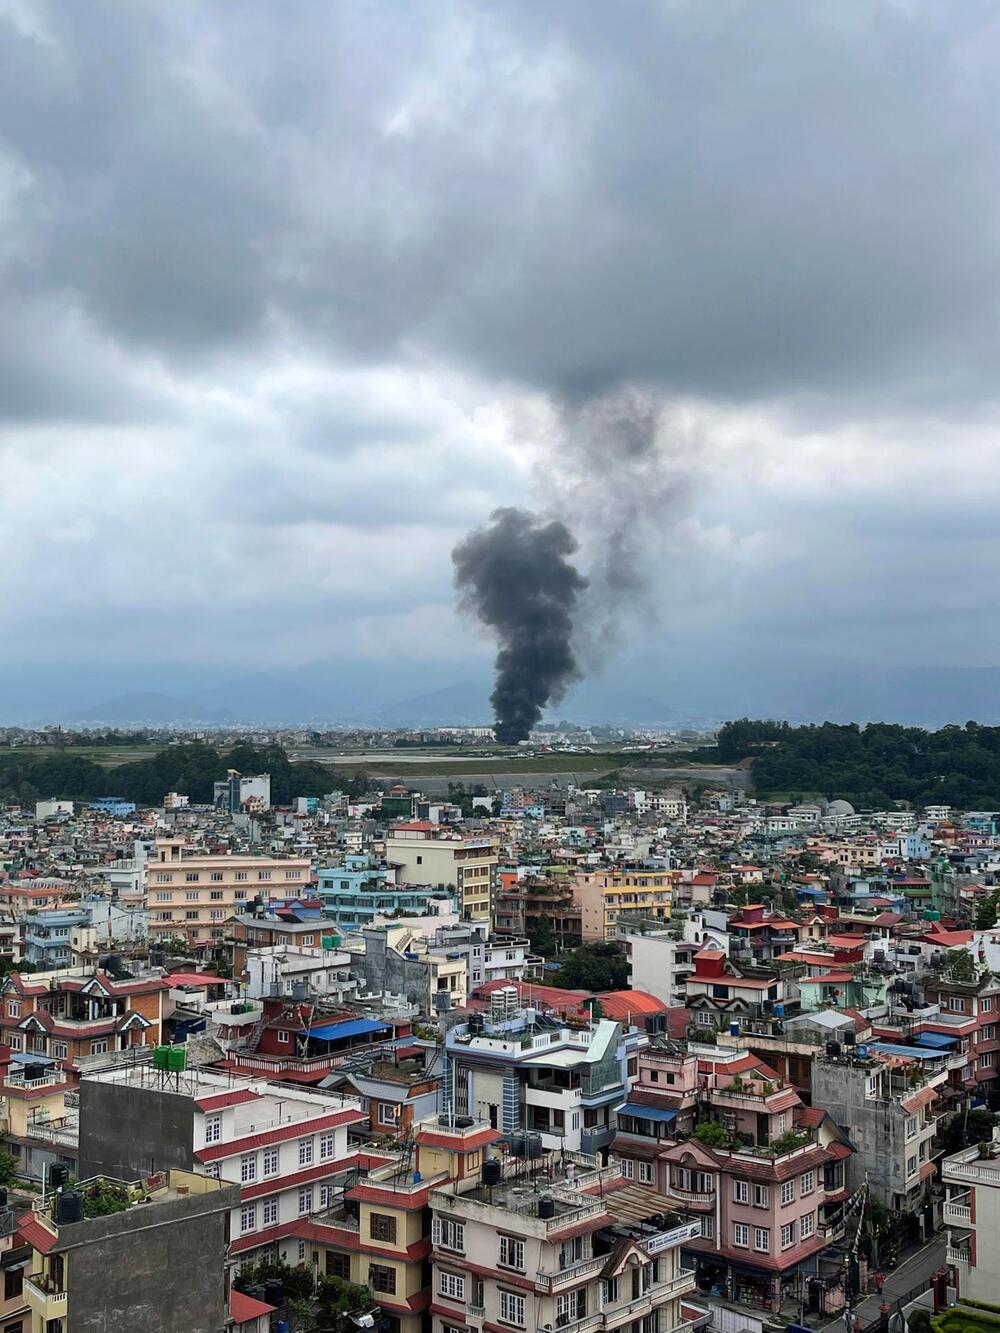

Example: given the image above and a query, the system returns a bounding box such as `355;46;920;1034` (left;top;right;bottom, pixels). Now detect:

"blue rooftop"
619;1103;677;1122
868;1041;942;1060
912;1031;958;1049
298;1017;390;1042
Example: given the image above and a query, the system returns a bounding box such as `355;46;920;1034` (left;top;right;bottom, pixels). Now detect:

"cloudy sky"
4;1;1000;718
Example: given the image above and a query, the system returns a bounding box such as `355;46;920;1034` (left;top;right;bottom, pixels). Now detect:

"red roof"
803;972;853;985
597;991;668;1019
195;1108;364;1162
196;1089;262;1113
416;1125;502;1152
165;973;229;988
230;1290;277;1324
18;1216;56;1254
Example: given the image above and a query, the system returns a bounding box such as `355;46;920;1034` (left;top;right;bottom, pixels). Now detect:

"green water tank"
322;935;341;949
923;908;941;921
166;1046;187;1072
153;1045;171;1071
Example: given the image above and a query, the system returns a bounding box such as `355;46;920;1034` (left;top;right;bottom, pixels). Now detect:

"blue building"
89;797;137;817
316;854;456;929
22;908;91;968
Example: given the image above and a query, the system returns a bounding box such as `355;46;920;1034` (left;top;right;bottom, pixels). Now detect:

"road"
817;1236;946;1332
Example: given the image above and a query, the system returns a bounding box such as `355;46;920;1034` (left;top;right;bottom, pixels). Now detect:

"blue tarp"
619;1103;677;1122
868;1041;941;1060
299;1017;390;1042
913;1031;958;1049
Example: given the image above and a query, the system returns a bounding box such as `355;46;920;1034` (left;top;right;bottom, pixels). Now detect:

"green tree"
0;1153;19;1187
937;1108;998;1158
948;948;978;982
555;942;628;992
976;894;999;931
530;913;556;959
693;1121;728;1147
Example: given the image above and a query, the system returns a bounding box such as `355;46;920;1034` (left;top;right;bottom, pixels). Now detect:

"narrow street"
816;1237;947;1332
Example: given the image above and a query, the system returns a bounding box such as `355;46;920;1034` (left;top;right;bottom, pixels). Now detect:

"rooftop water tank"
56;1191;83;1225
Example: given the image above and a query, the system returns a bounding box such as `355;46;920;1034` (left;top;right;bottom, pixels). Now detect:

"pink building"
614;1041;854;1313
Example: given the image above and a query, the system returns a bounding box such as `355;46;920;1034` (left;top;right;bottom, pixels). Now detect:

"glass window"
240;1154;257;1183
754;1227;770;1252
781;1180;795;1205
298;1138;313;1167
733;1223;749;1248
262;1148;278;1176
240;1204;256;1234
733;1179;749;1204
499;1290;525;1327
263;1198;278;1226
370;1213;396;1243
439;1272;465;1302
781;1222;796;1248
298;1186;313;1215
499;1235;524;1270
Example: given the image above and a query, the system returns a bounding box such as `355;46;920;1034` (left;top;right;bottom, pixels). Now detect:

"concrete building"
428;1147;697;1333
245;944;356;1004
349;924;467;1015
942;1132;1000;1301
444;1011;636;1158
431;923;540;991
574;868;673;942
383;824;498;921
148;838;310;949
214;772;272;813
810;1045;946;1213
87;797;137;817
34;800;74;821
20;1169;237;1333
0;1206;30;1333
78;1064;369;1267
617;921;696;1006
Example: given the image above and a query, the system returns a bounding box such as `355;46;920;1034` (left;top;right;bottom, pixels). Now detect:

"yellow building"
383;824;498;920
574;868;674;941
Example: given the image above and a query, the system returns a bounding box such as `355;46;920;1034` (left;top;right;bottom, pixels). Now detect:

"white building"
943;1133;1000;1302
245;944;357;1004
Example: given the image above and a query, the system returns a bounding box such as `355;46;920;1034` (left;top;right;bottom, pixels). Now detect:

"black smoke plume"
452;507;587;744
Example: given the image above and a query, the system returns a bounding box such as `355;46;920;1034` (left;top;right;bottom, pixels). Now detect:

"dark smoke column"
453;507;587;745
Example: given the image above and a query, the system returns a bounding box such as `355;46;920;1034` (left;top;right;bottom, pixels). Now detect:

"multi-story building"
810;1045;946;1213
19;1168;237;1333
683;948;787;1033
574;868;674;942
445;1011;638;1158
432;924;541;991
617;921;697;1007
494;876;583;952
0;1205;30;1333
612;1041;854;1312
383;824;498;921
214;772;272;813
78;1064;373;1266
147;838;310;949
921;963;1000;1104
349;925;468;1015
428;1147;698;1333
0;965;168;1071
942;1132;1000;1301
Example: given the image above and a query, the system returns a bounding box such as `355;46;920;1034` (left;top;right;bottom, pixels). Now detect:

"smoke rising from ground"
452;507;587;743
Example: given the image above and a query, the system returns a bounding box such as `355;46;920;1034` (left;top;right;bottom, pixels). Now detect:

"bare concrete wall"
79;1079;195;1181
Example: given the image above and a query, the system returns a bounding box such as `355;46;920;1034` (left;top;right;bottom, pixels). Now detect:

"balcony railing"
946;1247;971;1266
536;1257;606;1292
944;1202;972;1226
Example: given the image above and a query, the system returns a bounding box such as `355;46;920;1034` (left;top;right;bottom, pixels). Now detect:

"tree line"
0;743;371;807
716;718;1000;808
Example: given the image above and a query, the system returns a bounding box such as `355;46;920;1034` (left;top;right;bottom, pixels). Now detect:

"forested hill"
717;719;1000;809
0;744;369;806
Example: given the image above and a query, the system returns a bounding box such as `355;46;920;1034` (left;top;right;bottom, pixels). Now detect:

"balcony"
947;1246;971;1266
944;1195;973;1227
25;1270;68;1320
536;1257;606;1292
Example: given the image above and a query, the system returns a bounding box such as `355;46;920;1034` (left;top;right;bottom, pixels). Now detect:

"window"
185;910;198;920
320;1133;336;1161
439;1272;466;1302
906;1116;918;1138
302;935;314;946
801;1211;815;1238
154;872;173;884
5;1002;17;1019
277;1030;290;1044
906;1156;917;1178
154;892;172;903
499;1234;525;1271
754;1227;770;1252
52;1041;67;1060
753;1184;769;1208
286;869;301;880
326;1251;351;1279
602;1277;620;1305
433;1217;465;1252
776;1112;788;1134
210;890;224;901
320;1183;336;1209
696;1010;714;1026
701;1215;714;1239
733;1179;749;1204
298;1186;313;1215
263;1198;278;1226
499;1290;526;1327
235;871;248;882
90;1039;107;1055
184;889;199;901
370;1213;396;1243
298;1139;314;1167
556;1290;587;1328
983;997;994;1013
185;873;200;883
240;1204;257;1234
378;1102;398;1126
638;1160;653;1184
5;1267;23;1300
781;1222;796;1248
948;996;966;1013
733;1223;749;1248
204;1115;221;1145
241;1154;257;1183
369;1265;395;1294
801;1169;815;1195
211;871;224;882
298;1240;305;1262
258;871;272;881
621;1158;634;1179
866;1075;880;1097
781;1180;795;1205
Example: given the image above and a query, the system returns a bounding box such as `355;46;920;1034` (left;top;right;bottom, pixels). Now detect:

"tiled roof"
18;1216;56;1254
230;1290;276;1323
196;1089;262;1113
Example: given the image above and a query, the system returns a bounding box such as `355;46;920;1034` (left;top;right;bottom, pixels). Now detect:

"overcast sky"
4;1;1000;706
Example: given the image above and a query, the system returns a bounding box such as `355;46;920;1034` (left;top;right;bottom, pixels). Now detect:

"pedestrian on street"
874;1270;885;1295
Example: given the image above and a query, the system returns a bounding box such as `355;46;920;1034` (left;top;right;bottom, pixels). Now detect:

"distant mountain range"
3;654;1000;729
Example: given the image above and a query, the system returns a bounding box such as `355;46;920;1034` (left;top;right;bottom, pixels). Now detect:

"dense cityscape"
0;725;989;1332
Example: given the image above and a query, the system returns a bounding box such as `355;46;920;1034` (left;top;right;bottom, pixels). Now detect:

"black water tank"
482;1159;502;1186
47;1164;69;1190
525;1133;544;1159
825;1040;841;1058
454;1116;475;1128
245;1285;267;1303
843;1031;856;1046
56;1191;82;1225
537;1197;556;1219
264;1279;285;1307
